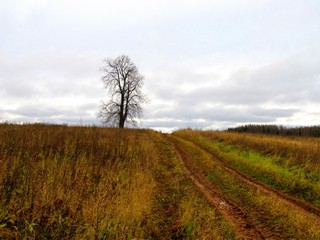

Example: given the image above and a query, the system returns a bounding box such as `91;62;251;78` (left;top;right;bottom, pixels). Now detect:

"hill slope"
1;124;320;239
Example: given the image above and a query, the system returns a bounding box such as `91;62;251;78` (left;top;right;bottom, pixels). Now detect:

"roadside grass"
170;134;320;240
0;124;234;239
211;131;320;168
174;130;320;206
179;192;234;240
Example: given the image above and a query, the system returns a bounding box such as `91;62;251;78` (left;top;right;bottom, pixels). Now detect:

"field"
1;124;320;239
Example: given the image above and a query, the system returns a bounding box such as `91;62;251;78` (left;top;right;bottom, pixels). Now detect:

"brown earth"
190;138;320;218
166;135;320;240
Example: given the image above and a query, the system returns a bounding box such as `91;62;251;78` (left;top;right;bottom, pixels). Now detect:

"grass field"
0;124;233;239
1;124;320;239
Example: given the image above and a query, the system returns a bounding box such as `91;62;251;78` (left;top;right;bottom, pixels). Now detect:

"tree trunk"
119;90;125;128
119;117;125;128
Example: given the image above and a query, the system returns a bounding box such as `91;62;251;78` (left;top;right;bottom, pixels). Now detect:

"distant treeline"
227;124;320;137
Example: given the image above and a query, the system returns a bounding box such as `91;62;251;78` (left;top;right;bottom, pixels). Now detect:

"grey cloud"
145;104;296;125
6;116;99;126
3;102;99;125
223;50;320;105
142;119;210;129
0;52;105;100
0;78;39;99
149;48;320;107
10;106;65;118
143;49;320;129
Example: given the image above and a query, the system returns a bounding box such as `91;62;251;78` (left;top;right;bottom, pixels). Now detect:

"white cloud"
1;0;320;129
0;50;104;125
143;46;320;128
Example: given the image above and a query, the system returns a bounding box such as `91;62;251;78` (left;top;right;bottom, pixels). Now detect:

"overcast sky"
1;0;320;131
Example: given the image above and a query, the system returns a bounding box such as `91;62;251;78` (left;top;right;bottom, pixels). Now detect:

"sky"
1;0;320;131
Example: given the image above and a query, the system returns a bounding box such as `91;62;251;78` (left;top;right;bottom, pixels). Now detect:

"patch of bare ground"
167;136;316;240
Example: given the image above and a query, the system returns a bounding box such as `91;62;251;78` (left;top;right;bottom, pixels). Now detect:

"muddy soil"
191;139;320;218
167;136;320;240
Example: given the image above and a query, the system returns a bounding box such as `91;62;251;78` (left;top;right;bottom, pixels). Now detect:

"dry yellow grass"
201;131;320;170
0;124;158;239
0;124;233;239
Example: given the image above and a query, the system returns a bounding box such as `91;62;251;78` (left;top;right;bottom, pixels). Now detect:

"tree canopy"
99;55;147;128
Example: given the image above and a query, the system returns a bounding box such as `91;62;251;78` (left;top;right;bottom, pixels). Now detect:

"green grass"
174;129;320;206
170;133;320;239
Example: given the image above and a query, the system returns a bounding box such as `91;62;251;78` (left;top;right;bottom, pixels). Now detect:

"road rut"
167;136;320;239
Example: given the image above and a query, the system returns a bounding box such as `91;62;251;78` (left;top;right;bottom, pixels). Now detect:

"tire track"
190;139;320;219
167;136;285;240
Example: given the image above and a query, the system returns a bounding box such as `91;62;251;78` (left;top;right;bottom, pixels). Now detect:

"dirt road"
167;135;320;240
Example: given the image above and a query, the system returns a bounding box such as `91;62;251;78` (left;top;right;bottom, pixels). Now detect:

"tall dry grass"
201;131;320;171
0;124;233;239
0;124;157;239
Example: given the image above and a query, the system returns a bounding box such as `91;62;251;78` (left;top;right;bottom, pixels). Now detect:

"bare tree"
99;55;147;128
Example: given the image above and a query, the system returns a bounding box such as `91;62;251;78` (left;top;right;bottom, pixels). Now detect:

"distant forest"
227;124;320;138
